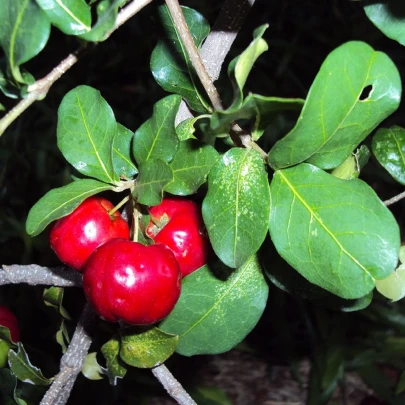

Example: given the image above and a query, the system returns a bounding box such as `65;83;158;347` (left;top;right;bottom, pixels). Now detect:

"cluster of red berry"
49;197;210;325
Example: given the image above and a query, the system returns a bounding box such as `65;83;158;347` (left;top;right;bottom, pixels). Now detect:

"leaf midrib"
9;0;29;73
55;0;91;32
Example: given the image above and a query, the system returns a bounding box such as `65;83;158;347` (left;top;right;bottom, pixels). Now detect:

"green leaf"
43;287;71;320
331;145;370;180
189;386;233;405
165;140;219;195
133;159;173;206
9;343;53;385
160;255;268;356
372;126;405;185
133;95;181;165
112;124;138;179
101;336;127;385
55;320;70;354
268;41;401;170
0;369;18;405
176;115;209;141
210;94;304;141
26;179;113;236
82;353;104;380
364;1;405;46
0;62;20;99
227;24;269;107
0;326;17;346
269;163;400;299
36;0;91;35
120;327;178;369
202;148;270;268
57;85;118;184
79;0;122;42
0;0;50;83
150;6;211;113
376;264;405;302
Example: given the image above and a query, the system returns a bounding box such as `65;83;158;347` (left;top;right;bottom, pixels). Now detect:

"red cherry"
146;197;210;277
0;306;20;342
50;196;130;271
83;239;181;325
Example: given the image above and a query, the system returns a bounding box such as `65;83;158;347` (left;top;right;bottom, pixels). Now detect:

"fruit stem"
133;205;140;243
108;195;130;217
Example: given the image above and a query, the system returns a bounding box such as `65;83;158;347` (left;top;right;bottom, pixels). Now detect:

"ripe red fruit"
146;198;210;277
0;306;20;342
83;239;181;324
50;196;130;271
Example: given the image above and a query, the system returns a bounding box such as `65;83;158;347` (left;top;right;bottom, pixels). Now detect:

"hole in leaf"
359;85;373;101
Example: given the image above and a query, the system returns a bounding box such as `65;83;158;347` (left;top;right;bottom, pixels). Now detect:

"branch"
40;304;96;405
152;364;197;405
384;191;405;206
0;0;154;137
0;264;82;287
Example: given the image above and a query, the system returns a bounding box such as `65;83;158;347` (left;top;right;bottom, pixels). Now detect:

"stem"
0;0;154;137
164;0;223;111
108;195;130;216
133;204;140;243
384;191;405;206
152;364;197;405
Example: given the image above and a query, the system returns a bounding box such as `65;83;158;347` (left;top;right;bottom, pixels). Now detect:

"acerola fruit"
83;239;181;325
50;196;130;271
0;306;20;342
146;197;210;277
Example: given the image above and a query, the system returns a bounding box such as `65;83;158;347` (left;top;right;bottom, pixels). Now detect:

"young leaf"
176;115;209;141
269;163;400;299
82;353;105;380
9;343;53;385
376;264;405;302
0;369;18;405
331;145;370;180
26;179;113;236
55;320;70;354
227;25;269;107
120;327;178;368
364;1;405;46
165;140;219;196
112;124;138;179
0;326;16;346
150;6;211;113
36;0;91;35
101;336;127;385
133;159;173;206
57;85;118;184
133;95;181;164
372;126;405;185
202;148;270;268
0;0;51;83
160;255;269;356
268;41;401;170
43;287;71;320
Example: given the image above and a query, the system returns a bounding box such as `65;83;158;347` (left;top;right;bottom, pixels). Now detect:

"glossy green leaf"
57;85;118;184
400;246;405;264
0;0;50;83
133;159;173;206
211;94;304;141
120;327;178;369
9;343;53;385
165;140;219;195
268;41;401;170
133;95;181;165
0;63;20;99
227;25;269;107
176;115;209;141
0;369;18;405
331;145;370;180
112;124;137;179
36;0;91;35
101;336;127;385
43;287;71;320
151;6;211;113
55;320;69;354
26;179;113;236
372;126;405;185
0;326;16;346
376;264;405;302
269;163;400;299
160;255;268;356
79;0;122;42
202;148;270;268
82;353;104;380
364;1;405;46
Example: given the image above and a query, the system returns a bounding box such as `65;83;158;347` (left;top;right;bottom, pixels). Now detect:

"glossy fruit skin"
146;197;210;277
83;239;181;325
50;196;130;271
0;306;20;342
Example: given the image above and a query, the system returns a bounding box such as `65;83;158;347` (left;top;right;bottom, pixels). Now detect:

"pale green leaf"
43;287;71;320
376;264;405;302
101;336;127;385
82;353;105;380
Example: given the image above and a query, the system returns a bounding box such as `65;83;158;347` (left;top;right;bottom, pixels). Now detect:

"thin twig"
0;264;82;287
40;304;96;405
165;0;223;111
0;0;154;137
384;191;405;206
152;364;197;405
